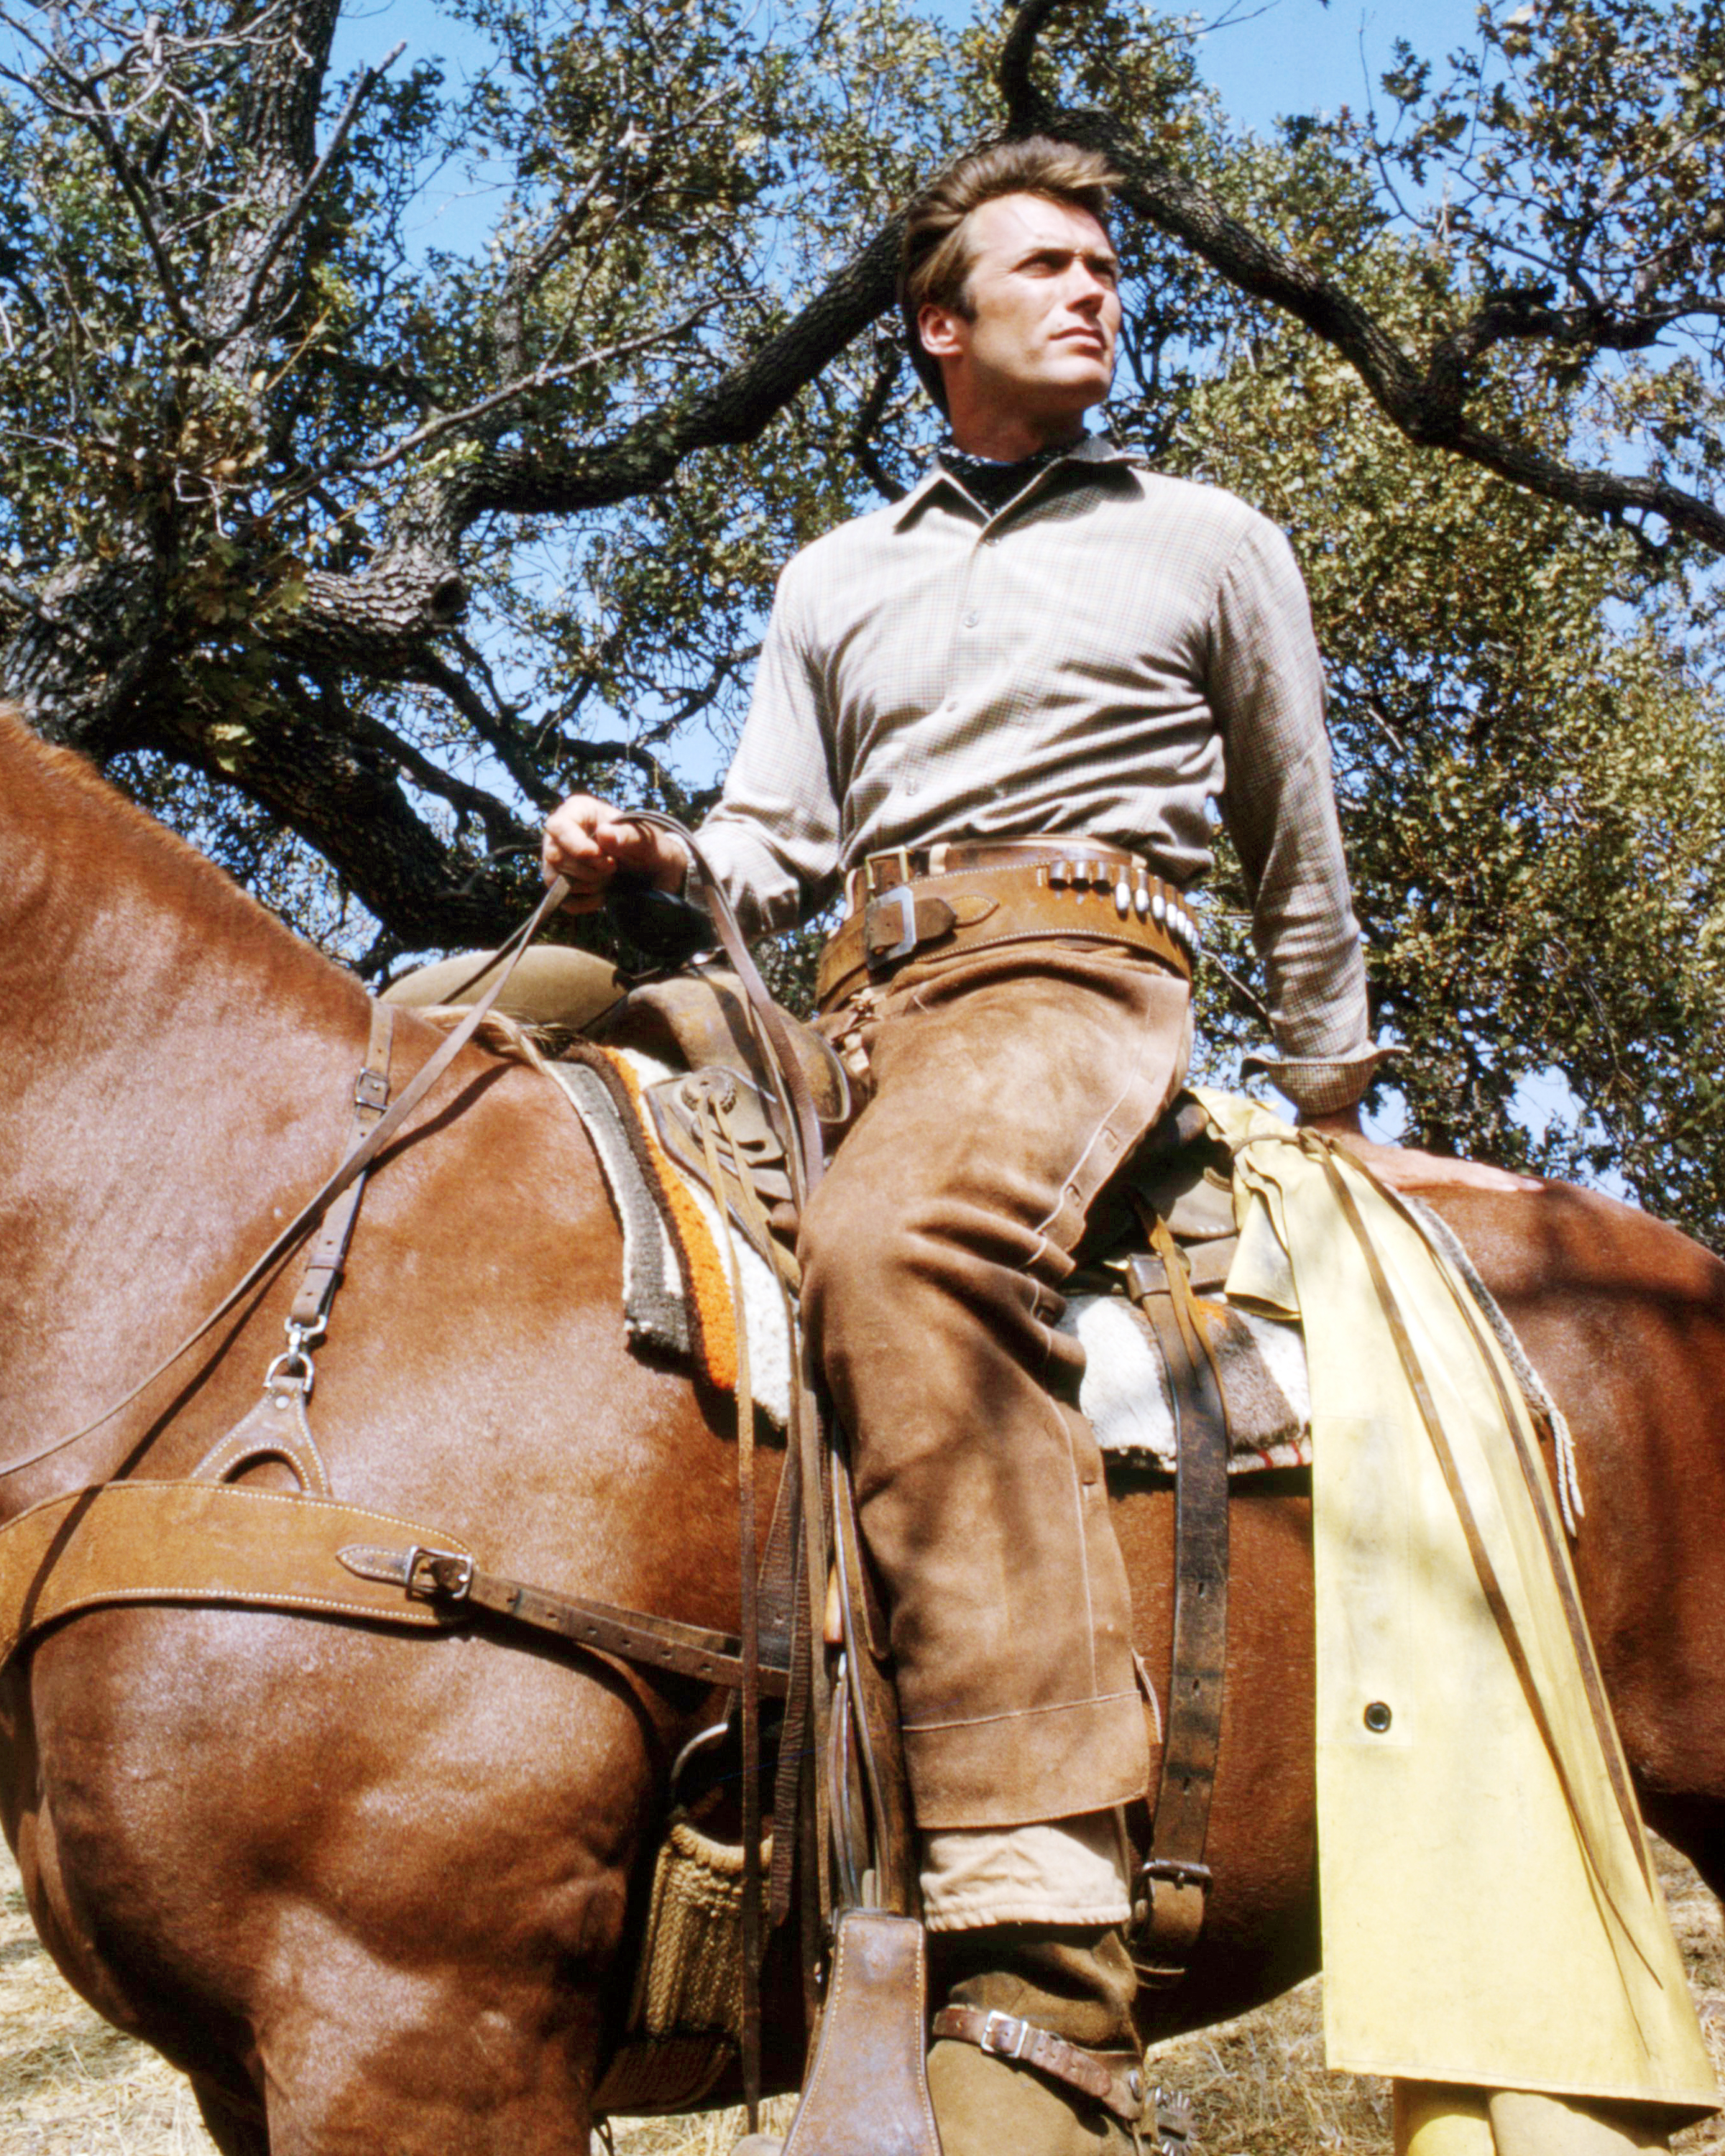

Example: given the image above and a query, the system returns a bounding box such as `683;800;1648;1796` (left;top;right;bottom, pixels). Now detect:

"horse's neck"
1;761;360;1132
0;724;371;1486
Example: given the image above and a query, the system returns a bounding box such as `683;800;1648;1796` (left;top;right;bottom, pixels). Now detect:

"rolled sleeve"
1210;520;1381;1104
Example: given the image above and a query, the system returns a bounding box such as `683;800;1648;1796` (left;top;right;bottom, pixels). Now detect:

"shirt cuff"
1240;1045;1400;1117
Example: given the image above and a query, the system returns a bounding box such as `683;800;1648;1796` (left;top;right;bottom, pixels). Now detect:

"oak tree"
0;0;1719;1236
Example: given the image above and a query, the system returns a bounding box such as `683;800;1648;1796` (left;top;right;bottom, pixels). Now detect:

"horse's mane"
0;705;357;1000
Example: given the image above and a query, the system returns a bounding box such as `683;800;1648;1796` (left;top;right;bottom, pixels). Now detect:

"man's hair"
898;137;1121;414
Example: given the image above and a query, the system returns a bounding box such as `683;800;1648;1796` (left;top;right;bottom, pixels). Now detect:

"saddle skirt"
546;1032;1314;1475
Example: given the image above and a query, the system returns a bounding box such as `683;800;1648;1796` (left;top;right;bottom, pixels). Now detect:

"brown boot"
925;1925;1150;2156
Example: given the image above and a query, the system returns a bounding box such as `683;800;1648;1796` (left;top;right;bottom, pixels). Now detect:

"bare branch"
456;220;903;521
341;694;535;850
845;340;910;503
556;734;686;797
44;73;196;335
224;40;405;341
406;648;561;812
313;305;731;491
998;0;1064;131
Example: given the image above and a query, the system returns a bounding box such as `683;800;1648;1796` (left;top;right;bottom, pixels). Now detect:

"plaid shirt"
697;437;1381;1112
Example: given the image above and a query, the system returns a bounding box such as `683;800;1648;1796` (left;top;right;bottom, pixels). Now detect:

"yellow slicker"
1195;1092;1717;2142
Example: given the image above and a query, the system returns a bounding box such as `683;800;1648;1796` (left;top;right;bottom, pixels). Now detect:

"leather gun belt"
816;838;1197;1013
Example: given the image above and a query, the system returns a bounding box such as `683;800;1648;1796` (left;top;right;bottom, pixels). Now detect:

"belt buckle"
864;885;919;969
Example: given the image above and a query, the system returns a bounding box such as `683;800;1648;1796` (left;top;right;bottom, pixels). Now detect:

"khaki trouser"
806;938;1192;1830
1395;2083;1674;2153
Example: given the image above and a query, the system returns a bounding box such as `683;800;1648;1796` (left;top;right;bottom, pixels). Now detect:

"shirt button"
962;611;979;628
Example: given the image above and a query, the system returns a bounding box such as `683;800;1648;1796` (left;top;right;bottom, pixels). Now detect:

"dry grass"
2;1842;1720;2154
0;1857;211;2155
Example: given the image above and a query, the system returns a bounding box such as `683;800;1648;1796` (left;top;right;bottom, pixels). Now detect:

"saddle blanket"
546;1048;1574;1507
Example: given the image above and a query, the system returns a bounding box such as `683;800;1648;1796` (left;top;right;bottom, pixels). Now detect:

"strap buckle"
978;2009;1031;2062
1136;1858;1212;1890
404;1547;475;1601
863;885;919;969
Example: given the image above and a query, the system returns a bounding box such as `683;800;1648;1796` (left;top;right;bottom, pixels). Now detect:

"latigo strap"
1126;1210;1233;1985
334;1544;791;1696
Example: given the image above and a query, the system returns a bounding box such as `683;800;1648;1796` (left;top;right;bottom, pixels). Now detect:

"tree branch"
334;693;535;852
406;648;562;811
37;71;197;336
1031;134;1723;545
456;220;903;520
344;305;730;481
165;666;541;946
998;0;1064;132
847;338;909;503
224;40;405;341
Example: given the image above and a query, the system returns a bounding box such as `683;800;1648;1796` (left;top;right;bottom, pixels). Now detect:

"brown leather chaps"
805;939;1192;1829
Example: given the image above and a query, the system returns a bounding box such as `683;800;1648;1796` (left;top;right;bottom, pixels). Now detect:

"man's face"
919;193;1122;438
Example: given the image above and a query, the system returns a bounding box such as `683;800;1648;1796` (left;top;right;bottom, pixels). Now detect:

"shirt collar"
891;433;1147;530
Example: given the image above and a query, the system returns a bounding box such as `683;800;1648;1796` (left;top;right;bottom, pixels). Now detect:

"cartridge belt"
816;838;1198;1012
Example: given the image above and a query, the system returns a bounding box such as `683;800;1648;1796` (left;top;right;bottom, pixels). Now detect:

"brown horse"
2;709;1724;2155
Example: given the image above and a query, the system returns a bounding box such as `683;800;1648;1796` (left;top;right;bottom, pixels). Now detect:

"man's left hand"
1297;1107;1544;1194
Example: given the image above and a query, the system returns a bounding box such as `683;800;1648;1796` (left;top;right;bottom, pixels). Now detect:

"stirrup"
778;1909;941;2156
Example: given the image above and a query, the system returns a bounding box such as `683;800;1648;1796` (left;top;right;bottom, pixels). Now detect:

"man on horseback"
542;137;1446;2152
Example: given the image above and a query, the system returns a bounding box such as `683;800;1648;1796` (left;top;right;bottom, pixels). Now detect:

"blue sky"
331;0;1491;251
1193;0;1484;136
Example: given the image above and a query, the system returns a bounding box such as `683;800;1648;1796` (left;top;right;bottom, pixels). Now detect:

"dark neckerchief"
935;433;1087;515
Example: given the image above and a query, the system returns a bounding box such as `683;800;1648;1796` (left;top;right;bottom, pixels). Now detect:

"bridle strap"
0;877;574;1481
288;1000;397;1337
